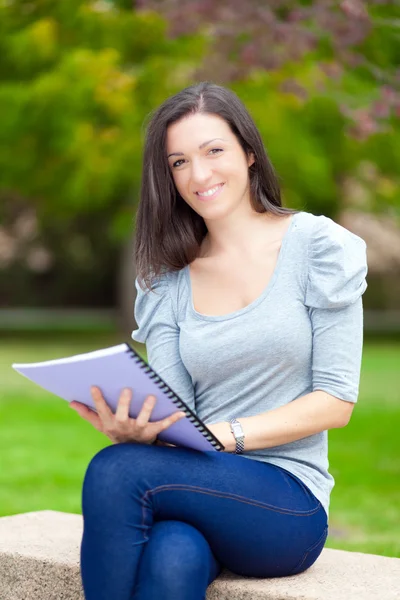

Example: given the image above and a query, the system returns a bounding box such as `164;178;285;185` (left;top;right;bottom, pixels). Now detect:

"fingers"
72;387;186;445
135;396;185;434
70;401;103;431
90;386;113;427
159;410;186;433
135;395;156;428
114;388;133;422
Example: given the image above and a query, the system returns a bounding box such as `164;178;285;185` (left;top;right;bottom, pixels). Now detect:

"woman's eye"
172;159;185;168
172;148;222;168
209;148;223;155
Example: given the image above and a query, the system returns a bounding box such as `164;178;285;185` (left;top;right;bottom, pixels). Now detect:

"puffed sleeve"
131;273;196;412
305;216;368;402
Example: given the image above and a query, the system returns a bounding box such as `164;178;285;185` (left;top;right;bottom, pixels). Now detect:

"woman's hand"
69;386;186;445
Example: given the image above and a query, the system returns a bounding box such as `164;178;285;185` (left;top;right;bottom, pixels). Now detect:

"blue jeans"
80;442;328;600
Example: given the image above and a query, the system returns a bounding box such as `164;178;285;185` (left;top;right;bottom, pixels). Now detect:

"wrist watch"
229;418;245;454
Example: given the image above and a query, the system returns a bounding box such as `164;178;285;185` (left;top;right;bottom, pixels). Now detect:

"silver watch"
229;418;245;454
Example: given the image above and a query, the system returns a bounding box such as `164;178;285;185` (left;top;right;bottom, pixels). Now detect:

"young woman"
71;81;368;600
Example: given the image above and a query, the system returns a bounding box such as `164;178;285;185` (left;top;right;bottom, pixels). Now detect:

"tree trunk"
116;228;137;337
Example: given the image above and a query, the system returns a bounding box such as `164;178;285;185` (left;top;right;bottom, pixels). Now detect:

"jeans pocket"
289;525;328;576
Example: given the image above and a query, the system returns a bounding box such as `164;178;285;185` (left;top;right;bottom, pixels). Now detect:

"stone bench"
1;511;399;600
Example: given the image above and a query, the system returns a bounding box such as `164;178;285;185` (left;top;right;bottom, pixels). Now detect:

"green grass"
1;334;399;557
328;342;400;557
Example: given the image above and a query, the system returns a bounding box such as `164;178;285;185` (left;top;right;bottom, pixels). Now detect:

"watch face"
232;422;243;437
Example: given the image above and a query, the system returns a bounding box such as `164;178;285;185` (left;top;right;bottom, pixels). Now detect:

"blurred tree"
138;0;400;139
0;0;206;328
137;0;400;218
231;62;400;218
0;0;399;326
0;0;205;223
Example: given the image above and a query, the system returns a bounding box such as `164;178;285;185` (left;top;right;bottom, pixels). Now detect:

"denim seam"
141;483;322;538
145;484;321;515
289;525;328;575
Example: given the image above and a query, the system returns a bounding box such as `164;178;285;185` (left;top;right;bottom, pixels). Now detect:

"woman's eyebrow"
167;138;228;158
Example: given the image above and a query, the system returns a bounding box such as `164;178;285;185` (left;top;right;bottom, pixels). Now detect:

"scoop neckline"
184;211;301;322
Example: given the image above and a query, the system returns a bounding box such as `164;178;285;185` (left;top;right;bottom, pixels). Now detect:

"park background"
0;0;399;559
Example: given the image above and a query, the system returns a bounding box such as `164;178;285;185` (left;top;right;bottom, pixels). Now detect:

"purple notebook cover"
12;342;224;453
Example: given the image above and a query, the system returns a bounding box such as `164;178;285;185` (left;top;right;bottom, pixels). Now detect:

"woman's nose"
190;159;213;185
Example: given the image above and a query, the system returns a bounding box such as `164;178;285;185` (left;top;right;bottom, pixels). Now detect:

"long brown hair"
134;81;298;291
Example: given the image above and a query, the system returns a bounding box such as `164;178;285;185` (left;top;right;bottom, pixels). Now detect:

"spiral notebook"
12;343;224;453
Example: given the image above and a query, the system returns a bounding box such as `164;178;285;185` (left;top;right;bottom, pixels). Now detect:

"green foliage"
1;1;400;311
1;0;399;230
233;58;400;216
357;3;400;72
0;0;207;235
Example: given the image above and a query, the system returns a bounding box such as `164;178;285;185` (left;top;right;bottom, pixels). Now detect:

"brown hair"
134;81;298;291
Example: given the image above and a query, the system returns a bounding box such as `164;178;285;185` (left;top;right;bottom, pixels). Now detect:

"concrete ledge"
0;511;399;600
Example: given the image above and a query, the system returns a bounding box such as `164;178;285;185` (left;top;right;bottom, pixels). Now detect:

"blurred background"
1;0;399;558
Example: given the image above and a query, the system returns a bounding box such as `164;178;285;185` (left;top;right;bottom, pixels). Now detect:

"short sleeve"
305;216;368;403
305;215;368;309
131;274;196;412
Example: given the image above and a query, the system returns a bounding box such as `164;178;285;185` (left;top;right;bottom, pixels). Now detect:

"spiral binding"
125;344;224;451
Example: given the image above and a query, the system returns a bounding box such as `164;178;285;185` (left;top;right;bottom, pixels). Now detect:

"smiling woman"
134;81;297;293
76;82;368;600
166;114;254;214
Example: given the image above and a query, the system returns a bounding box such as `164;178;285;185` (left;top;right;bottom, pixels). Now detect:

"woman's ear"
248;152;255;168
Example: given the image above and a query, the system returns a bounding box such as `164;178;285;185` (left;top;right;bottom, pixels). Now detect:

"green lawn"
1;334;399;558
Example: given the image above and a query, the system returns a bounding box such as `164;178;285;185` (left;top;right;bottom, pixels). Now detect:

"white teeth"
197;184;223;197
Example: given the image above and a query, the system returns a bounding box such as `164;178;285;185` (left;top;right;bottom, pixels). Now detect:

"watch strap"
229;418;245;454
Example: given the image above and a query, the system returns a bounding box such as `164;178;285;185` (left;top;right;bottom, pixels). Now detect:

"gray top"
131;211;368;517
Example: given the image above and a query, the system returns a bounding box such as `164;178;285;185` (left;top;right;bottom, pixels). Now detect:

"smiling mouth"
196;183;225;198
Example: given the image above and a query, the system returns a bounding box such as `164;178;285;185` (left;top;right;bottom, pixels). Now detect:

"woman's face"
166;112;254;219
